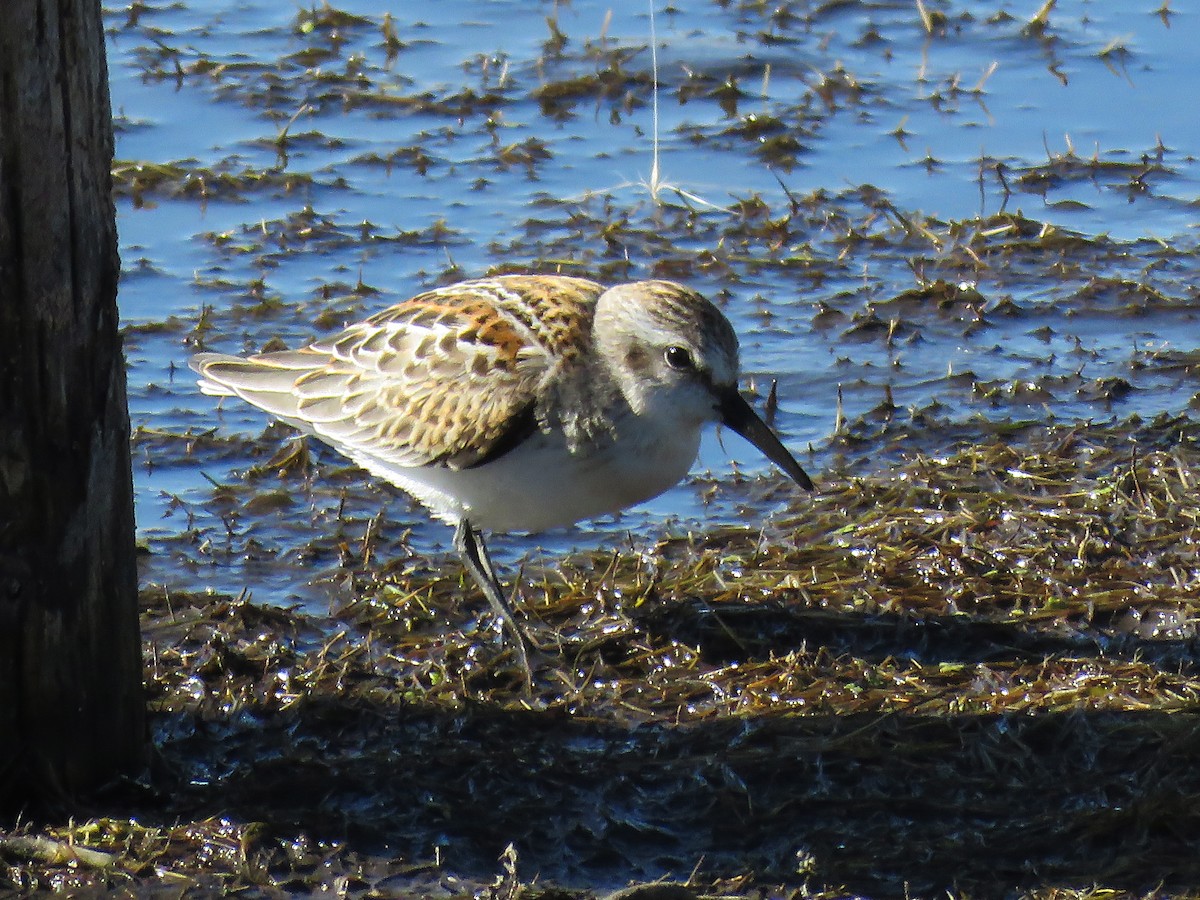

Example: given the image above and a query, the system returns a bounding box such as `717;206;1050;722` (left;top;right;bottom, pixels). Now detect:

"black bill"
717;388;814;491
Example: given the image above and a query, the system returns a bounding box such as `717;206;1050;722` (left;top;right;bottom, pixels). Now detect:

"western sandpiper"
192;275;813;683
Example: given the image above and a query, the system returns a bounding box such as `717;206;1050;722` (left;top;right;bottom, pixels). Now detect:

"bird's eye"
664;346;694;371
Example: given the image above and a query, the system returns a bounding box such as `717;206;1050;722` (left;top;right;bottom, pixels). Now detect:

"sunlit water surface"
108;0;1200;609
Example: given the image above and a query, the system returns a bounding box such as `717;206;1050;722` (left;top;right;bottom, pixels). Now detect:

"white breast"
346;417;704;533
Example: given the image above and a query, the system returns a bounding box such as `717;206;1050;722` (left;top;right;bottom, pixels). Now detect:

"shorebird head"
595;280;814;491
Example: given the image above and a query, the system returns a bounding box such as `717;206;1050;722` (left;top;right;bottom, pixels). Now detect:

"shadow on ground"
137;603;1200;897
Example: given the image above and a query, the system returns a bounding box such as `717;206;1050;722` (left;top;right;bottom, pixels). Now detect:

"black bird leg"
454;519;534;687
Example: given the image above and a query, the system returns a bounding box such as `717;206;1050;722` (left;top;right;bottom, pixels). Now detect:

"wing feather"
190;275;604;470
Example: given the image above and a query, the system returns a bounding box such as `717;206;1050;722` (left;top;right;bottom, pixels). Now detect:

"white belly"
347;423;704;533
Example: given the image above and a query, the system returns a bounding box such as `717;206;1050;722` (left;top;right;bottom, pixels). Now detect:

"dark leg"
454;519;534;687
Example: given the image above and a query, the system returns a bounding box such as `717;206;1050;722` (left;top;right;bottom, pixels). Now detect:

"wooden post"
0;0;144;810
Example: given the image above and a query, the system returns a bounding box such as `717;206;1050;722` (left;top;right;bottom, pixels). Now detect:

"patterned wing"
192;275;602;470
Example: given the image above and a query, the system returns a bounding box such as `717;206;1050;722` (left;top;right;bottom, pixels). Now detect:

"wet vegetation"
8;0;1200;897
8;418;1200;896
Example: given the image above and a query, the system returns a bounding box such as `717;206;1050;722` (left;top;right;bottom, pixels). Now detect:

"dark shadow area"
638;597;1200;673
128;696;1200;897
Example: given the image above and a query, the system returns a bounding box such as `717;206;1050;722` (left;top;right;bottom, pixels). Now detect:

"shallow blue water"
108;0;1200;608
